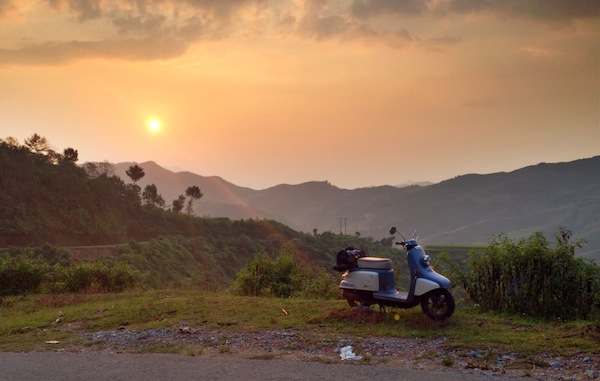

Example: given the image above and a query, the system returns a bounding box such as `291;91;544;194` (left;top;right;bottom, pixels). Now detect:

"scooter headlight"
422;255;431;267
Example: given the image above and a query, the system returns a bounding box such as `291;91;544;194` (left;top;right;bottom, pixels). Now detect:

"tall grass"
445;229;600;320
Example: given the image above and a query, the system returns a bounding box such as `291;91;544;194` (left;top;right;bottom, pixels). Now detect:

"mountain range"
113;156;600;260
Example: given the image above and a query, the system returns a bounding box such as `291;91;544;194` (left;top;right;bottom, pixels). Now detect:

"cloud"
347;0;600;23
350;0;430;18
0;0;20;18
0;38;189;65
0;0;265;65
0;0;598;66
298;14;351;40
441;0;600;23
69;0;102;21
182;0;268;20
296;1;415;48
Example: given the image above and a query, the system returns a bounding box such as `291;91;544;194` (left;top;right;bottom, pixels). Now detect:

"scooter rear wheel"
342;289;373;308
420;288;455;321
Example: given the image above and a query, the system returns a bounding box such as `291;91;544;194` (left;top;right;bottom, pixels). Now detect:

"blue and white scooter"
335;227;455;321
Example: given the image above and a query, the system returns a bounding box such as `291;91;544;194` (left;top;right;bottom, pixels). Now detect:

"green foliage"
0;247;138;295
295;269;341;299
231;249;340;299
0;217;399;297
232;250;296;297
114;236;203;288
0;136;217;246
446;229;600;320
0;254;46;296
0;134;418;298
34;243;72;266
45;262;138;293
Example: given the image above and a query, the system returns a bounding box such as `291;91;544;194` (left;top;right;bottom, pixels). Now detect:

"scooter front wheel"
420;288;455;321
342;289;373;308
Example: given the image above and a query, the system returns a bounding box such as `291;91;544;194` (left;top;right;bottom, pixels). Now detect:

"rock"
467;350;484;359
584;369;599;378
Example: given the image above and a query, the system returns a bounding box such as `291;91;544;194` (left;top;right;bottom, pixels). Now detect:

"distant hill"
114;156;600;260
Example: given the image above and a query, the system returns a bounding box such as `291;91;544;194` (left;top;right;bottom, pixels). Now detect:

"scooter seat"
357;257;392;270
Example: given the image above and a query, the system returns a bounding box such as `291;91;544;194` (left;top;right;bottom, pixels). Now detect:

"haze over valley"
113;156;600;260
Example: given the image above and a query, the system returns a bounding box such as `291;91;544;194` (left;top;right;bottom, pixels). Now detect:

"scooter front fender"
414;278;442;296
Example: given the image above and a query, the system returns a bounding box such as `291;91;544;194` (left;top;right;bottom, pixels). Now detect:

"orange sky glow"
1;0;598;189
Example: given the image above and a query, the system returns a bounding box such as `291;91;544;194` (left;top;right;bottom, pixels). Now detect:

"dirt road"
0;352;530;381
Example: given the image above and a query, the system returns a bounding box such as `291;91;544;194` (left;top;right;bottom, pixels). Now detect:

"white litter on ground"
339;345;362;360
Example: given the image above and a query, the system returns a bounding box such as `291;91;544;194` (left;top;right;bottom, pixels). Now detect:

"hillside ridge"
113;156;600;259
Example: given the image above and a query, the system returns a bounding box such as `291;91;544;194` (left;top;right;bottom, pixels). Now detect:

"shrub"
231;250;340;299
295;269;341;299
95;262;139;292
47;262;139;293
0;254;46;296
231;251;305;297
62;262;96;292
450;229;600;320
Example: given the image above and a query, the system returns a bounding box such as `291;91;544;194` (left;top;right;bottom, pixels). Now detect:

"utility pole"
338;217;347;235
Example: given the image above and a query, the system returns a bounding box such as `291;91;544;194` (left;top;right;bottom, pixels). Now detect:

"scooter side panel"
414;278;440;296
341;271;379;291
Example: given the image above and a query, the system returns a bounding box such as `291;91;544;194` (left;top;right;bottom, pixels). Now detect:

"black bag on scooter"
333;247;363;272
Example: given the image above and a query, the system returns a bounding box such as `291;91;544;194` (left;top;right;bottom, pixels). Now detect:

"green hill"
0;136;399;290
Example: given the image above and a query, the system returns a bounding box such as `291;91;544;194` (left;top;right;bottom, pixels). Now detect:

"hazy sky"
1;0;599;190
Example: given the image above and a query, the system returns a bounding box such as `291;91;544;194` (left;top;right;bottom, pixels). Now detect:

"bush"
231;250;340;299
47;262;139;293
294;269;341;299
0;254;46;296
231;252;283;297
450;229;600;320
34;243;71;266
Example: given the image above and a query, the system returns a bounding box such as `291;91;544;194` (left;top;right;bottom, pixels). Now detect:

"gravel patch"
85;326;598;380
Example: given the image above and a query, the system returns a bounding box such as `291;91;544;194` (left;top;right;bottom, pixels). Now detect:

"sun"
148;120;160;132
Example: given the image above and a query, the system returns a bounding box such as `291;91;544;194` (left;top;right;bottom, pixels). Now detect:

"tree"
142;184;165;208
125;164;145;185
62;148;79;164
172;195;186;214
24;133;60;163
83;161;115;178
125;164;145;200
184;185;203;215
24;133;50;154
0;136;19;147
